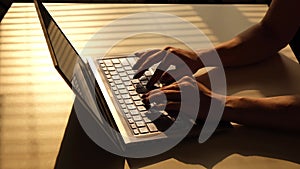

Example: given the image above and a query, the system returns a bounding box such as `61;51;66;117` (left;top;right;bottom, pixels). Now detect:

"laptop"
34;0;231;149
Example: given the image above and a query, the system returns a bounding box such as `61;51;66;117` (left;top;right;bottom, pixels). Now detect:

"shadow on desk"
128;126;300;169
55;104;300;169
54;107;125;169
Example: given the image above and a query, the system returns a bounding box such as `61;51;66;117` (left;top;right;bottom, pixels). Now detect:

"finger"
133;50;167;79
143;89;181;105
146;51;172;88
160;67;192;85
133;49;161;70
160;82;180;90
134;48;158;57
151;102;180;117
171;48;198;62
160;71;176;85
164;102;181;112
133;50;166;79
146;69;165;89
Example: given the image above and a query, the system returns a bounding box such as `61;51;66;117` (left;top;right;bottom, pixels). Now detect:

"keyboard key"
112;75;120;80
138;127;149;134
127;70;135;75
104;71;109;75
136;121;146;127
116;95;122;100
114;90;119;95
108;79;113;83
131;79;140;84
131;123;137;129
132;115;142;121
127;57;137;67
108;67;115;71
128;75;134;79
106;75;111;79
118;99;124;104
117;68;125;72
129;91;138;96
124;99;133;104
123;109;129;114
122;94;130;99
115;64;122;68
124;66;131;70
127;86;135;91
100;63;106;67
119;72;127;77
112;86;117;91
130;109;139;116
117;84;125;89
110;71;118;75
143;117;151;123
119;89;127;94
124;81;131;86
137;106;146;111
133;129;139;135
135;101;144;106
128;118;134;124
125;114;131;119
140;111;146;117
132;95;140;101
120;58;130;66
127;104;136;110
98;59;104;64
121;104;126;109
112;58;120;64
115;80;122;84
104;60;113;67
121;77;130;81
147;123;158;132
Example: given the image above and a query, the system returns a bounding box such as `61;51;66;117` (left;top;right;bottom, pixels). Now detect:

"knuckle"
163;46;173;50
182;75;192;81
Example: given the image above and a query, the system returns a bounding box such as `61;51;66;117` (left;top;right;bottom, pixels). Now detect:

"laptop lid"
34;0;86;88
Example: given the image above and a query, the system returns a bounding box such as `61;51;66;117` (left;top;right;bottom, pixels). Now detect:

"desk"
1;3;300;169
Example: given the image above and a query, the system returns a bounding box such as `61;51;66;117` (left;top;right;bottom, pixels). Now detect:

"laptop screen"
35;0;80;86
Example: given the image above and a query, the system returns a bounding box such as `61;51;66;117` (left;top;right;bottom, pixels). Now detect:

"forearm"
210;0;300;68
223;95;300;131
215;22;286;67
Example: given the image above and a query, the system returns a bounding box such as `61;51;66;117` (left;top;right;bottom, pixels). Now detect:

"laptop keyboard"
98;56;170;135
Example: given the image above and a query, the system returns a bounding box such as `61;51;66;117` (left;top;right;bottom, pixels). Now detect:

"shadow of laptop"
55;99;300;169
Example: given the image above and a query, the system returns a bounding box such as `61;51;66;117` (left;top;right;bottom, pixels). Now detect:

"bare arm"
215;0;300;67
223;95;300;131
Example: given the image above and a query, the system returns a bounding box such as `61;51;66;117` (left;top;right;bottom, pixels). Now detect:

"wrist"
222;96;240;122
194;48;219;68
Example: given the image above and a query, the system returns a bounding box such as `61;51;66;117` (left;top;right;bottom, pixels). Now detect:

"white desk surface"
1;3;300;169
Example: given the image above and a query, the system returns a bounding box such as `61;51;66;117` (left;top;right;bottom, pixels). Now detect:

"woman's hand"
142;76;220;120
133;46;205;89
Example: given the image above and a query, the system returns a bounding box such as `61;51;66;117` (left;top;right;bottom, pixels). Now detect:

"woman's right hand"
132;46;207;89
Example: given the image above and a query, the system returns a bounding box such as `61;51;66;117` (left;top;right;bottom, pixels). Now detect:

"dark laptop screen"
35;0;79;86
